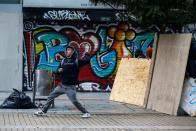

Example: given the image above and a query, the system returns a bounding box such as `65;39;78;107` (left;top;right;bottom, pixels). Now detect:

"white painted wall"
0;4;23;92
23;0;124;9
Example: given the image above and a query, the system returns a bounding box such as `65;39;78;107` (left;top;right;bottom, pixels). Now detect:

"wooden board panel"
110;58;151;107
147;34;192;115
144;33;158;108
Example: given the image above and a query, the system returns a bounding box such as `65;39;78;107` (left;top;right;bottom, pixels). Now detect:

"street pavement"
0;92;195;131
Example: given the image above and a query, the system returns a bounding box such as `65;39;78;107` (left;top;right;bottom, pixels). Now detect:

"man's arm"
78;53;91;68
56;59;64;73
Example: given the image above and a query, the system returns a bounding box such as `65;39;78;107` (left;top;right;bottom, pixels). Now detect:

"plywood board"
144;33;158;107
147;34;192;115
110;58;151;106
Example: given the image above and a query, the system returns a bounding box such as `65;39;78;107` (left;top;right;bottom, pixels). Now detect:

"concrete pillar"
0;4;23;92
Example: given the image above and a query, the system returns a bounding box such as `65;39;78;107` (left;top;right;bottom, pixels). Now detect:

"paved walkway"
0;113;195;131
0;92;195;131
0;92;155;114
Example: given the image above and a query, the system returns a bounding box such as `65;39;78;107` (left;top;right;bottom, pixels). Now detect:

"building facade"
0;0;154;92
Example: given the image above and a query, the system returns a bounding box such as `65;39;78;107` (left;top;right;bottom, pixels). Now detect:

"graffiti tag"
43;10;91;21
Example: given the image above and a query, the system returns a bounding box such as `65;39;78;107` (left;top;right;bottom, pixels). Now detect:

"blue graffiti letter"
34;32;68;71
90;51;117;78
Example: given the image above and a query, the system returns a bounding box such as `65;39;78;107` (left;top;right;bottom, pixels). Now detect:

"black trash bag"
0;89;37;109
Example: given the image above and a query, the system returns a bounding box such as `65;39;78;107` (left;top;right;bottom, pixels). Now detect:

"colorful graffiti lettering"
60;28;99;59
89;23;154;78
90;51;117;78
127;33;154;57
34;31;68;71
23;22;154;91
108;23;135;58
32;27;100;71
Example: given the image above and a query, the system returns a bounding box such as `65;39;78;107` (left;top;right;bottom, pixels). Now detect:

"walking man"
34;46;91;118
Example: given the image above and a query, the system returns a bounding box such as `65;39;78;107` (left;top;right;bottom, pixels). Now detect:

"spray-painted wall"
23;8;154;91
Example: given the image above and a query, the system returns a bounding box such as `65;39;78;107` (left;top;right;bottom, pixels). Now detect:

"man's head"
65;46;74;58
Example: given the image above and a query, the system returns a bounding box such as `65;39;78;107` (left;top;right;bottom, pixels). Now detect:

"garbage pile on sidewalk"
0;89;36;109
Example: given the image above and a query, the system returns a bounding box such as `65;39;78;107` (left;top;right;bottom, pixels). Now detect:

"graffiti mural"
23;10;154;91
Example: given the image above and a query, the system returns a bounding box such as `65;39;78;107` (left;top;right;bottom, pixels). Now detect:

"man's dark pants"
41;84;88;113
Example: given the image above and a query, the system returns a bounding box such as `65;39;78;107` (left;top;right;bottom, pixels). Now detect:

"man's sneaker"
34;110;47;116
81;113;91;118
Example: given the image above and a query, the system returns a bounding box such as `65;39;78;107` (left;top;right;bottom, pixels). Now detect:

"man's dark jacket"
57;46;91;85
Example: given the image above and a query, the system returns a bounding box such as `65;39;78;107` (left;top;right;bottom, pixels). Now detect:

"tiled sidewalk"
0;113;195;131
0;92;195;131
